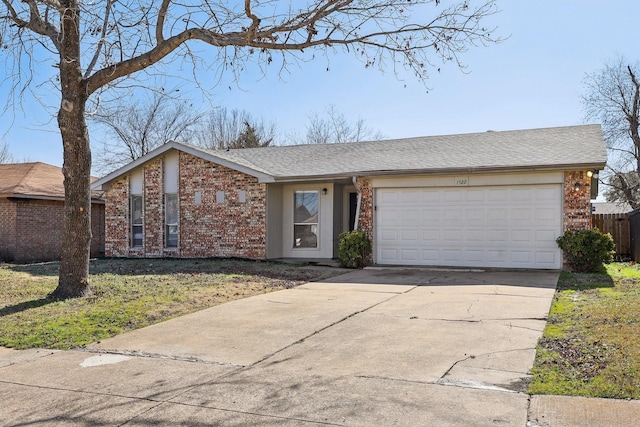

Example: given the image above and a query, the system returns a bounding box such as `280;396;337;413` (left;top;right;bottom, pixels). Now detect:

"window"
131;194;143;247
165;194;178;248
294;191;318;248
164;152;179;248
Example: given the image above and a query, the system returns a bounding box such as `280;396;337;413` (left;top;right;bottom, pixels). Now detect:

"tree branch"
156;0;171;43
84;0;112;78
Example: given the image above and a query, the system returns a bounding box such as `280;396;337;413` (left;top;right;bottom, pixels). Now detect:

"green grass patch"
529;262;640;398
0;258;345;350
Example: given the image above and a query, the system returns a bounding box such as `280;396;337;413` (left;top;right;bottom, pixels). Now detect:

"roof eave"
268;162;608;182
1;193;105;203
91;141;275;190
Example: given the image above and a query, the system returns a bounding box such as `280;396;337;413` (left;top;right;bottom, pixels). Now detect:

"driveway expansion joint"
249;290;408;368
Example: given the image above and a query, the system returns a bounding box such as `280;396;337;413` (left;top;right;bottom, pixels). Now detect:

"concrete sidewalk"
1;268;638;426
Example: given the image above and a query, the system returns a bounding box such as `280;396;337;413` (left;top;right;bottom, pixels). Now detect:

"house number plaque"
454;177;469;186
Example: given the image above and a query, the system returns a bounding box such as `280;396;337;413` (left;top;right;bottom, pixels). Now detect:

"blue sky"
1;1;638;175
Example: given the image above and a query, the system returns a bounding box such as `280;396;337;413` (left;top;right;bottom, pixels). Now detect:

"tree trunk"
49;0;92;299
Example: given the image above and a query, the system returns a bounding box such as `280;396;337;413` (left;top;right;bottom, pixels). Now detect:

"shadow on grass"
0;298;57;317
557;268;615;291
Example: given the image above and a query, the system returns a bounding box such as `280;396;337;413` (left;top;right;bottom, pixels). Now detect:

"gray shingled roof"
591;202;632;215
92;124;607;188
192;124;607;180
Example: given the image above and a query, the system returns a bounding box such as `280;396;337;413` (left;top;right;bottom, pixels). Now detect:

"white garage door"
375;185;563;269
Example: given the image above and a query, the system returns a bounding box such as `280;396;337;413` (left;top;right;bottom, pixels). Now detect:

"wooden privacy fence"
591;213;631;259
629;211;640;262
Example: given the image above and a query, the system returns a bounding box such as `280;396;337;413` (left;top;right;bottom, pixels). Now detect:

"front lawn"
0;258;345;350
529;263;640;398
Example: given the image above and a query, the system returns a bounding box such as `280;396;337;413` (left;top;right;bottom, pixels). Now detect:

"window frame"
165;193;179;248
293;190;319;249
130;194;144;248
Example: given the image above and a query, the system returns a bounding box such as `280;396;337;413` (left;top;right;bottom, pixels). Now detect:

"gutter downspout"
352;176;361;230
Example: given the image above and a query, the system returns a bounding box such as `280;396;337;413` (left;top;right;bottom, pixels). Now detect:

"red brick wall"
178;152;267;258
0;199;17;261
0;198;105;263
104;151;267;259
105;176;130;257
91;203;106;258
143;157;164;256
356;177;374;241
563;170;592;231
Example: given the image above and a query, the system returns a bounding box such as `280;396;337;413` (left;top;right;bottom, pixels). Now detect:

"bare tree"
301;105;384;144
194;108;275;150
0;141;15;164
92;92;203;175
583;57;640;208
0;0;501;298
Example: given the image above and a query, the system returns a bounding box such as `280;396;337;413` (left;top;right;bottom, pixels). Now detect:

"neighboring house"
591;202;632;215
0;162;105;263
91;124;607;270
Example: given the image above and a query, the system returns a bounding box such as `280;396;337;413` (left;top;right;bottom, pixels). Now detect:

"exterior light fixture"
574;182;581;191
322;188;328;195
587;170;593;178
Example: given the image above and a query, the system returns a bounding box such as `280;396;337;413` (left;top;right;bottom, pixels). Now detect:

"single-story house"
91;124;607;270
0;162;105;263
591;202;632;215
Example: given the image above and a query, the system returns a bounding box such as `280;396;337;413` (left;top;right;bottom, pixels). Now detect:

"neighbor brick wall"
104;151;268;259
0;198;17;261
563;170;592;231
90;203;106;258
15;200;65;262
0;198;105;263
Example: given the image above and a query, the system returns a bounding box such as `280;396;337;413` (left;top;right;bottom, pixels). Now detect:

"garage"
375;184;563;269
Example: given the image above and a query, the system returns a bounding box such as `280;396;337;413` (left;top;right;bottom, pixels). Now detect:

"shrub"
556;228;615;272
338;229;372;269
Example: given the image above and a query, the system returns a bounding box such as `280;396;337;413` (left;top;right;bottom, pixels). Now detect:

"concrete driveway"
0;268;558;426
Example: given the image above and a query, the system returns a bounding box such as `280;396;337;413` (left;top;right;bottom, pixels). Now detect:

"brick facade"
356;177;374;241
104;175;130;257
0;197;105;263
101;151;595;269
143;157;165;257
0;199;17;261
563;170;592;231
104;151;267;259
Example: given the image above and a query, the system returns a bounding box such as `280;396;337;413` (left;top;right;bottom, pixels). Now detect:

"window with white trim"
131;194;144;247
164;152;179;248
165;193;178;248
130;169;144;248
293;190;318;248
